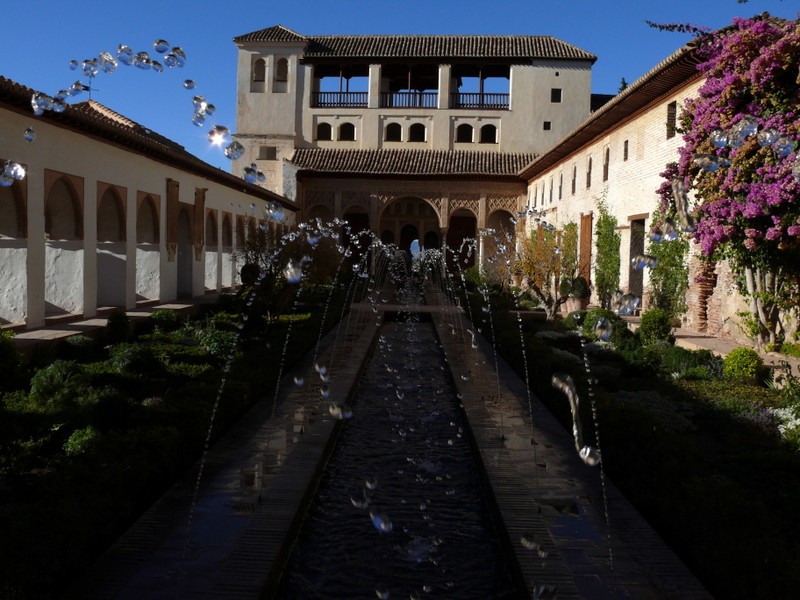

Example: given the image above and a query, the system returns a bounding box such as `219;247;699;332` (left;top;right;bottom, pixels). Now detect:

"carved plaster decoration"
448;192;480;217
488;195;522;215
342;191;371;211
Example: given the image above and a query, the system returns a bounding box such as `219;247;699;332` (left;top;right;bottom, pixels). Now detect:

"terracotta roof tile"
234;26;596;62
0;76;296;210
291;148;534;177
233;24;307;44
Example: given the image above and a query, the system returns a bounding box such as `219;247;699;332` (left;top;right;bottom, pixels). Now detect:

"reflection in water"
277;320;517;599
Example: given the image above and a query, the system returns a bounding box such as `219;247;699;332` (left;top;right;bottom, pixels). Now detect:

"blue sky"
2;0;796;167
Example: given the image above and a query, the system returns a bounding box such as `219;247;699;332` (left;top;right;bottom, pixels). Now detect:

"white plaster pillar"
125;186;137;309
368;64;382;109
25;165;46;328
438;64;451;109
83;179;98;317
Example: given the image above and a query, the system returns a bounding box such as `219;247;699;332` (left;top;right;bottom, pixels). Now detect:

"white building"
0;76;297;330
231;25;599;263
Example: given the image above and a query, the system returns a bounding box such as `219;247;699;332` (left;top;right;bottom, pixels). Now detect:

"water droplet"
369;509;393;533
283;259;303;283
594;317;613;341
375;585;390;599
757;127;779;147
68;59;78;70
81;58;98;77
774;136;795;158
134;51;152;70
243;162;259;183
733;115;758;138
293;376;304;387
693;154;720;172
320;386;330;399
205;104;216;116
709;128;728;148
460;372;470;382
23;127;35;142
164;46;186;68
208;124;230;145
183;79;196;90
396;389;404;400
1;161;26;186
365;477;378;490
116;45;134;66
224;141;245;160
329;403;353;420
579;445;601;466
191;112;206;127
153;39;170;53
151;60;164;73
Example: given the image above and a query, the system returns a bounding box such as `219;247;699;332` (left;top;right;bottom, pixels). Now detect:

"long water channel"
276;314;520;598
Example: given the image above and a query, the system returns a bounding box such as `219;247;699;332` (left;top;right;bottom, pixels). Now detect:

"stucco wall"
0;242;27;324
0;102;295;329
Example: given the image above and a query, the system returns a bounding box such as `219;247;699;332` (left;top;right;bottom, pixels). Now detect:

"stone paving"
44;290;712;598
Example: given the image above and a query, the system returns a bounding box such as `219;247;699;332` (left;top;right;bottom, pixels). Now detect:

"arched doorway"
484;209;516;279
97;187;126;309
45;176;84;316
342;206;371;260
177;208;193;298
446;208;477;269
205;210;219;291
378;196;440;254
399;224;419;254
135;194;160;301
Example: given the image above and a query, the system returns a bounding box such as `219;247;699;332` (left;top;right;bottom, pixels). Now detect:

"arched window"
586;157;593;189
479;124;497;144
252;58;266;82
316;122;332;141
46;178;80;240
136;195;159;243
205;211;218;246
97;188;124;242
339;122;356;141
251;58;266;93
275;58;288;82
273;57;289;93
571;165;577;195
385;122;402;142
455;123;473;143
409;123;426;142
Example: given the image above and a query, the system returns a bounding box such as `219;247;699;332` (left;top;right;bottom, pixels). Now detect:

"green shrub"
0;331;22;391
111;344;163;376
58;334;101;363
580;308;622;339
723;347;765;384
64;425;99;456
658;346;722;380
148;309;184;333
638;308;674;347
193;328;237;358
29;360;91;413
104;310;131;344
562;310;587;330
780;342;800;359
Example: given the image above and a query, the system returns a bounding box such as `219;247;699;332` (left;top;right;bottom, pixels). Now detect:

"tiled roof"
291;148;535;178
0;76;297;210
518;43;702;179
234;26;596;62
233;24;307;44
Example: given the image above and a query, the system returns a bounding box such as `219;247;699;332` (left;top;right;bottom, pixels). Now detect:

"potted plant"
563;275;590;314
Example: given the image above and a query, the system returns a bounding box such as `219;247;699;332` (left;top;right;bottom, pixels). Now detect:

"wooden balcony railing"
451;93;510;109
311;91;368;108
380;91;438;109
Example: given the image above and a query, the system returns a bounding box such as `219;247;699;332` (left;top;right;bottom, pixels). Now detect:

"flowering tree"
663;14;800;348
517;222;578;320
